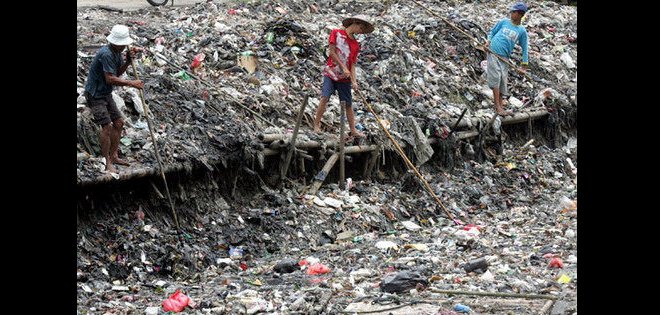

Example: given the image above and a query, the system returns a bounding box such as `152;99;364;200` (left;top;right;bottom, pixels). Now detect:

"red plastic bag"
462;224;481;231
190;53;206;69
548;257;564;269
306;263;331;275
162;290;191;313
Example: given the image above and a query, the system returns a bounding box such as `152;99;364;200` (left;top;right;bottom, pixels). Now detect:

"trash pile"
77;1;577;314
78;130;577;314
76;0;577;182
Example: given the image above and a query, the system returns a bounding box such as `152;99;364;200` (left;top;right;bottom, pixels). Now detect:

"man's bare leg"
493;88;512;116
100;124;117;173
110;119;130;166
313;96;329;132
345;104;365;138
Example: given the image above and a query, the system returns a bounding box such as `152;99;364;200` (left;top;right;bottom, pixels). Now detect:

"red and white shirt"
322;29;360;83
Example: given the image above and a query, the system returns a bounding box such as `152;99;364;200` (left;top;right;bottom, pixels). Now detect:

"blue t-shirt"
488;19;528;64
85;45;123;98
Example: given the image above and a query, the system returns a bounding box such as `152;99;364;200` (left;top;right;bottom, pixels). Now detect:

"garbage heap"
77;136;577;314
77;0;577;183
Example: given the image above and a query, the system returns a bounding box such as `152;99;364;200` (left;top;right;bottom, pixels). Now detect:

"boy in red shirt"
313;15;374;138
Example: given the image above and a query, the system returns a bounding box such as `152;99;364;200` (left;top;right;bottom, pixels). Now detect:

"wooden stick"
540;299;555;314
448;109;548;129
259;135;340;149
448;108;468;136
281;95;308;179
129;49;182;236
259;133;288;142
305;145;378;195
308;153;339;196
429;288;559;300
339;101;346;190
355;89;457;223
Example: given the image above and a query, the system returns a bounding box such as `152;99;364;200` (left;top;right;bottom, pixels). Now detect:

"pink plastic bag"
306;263;331;275
190;53;205;69
548;257;564;269
162;290;191;312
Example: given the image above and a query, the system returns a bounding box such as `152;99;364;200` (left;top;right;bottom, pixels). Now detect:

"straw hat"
342;15;374;33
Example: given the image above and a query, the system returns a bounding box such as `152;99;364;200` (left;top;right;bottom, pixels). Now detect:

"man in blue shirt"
84;25;144;173
485;2;529;116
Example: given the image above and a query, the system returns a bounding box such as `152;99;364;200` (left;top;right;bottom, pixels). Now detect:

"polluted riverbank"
77;0;577;314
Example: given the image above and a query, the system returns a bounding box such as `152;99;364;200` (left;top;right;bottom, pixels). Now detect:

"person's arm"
104;72;144;89
328;44;350;79
350;64;358;90
99;49;143;89
519;30;529;66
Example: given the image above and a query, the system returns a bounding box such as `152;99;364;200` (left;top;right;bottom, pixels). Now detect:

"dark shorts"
84;91;123;126
321;76;352;107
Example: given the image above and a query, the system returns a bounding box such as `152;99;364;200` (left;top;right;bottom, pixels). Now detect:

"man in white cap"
84;25;144;173
313;15;374;138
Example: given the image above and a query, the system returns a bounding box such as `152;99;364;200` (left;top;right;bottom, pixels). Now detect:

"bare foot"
496;110;514;116
350;130;366;138
112;157;130;166
105;164;118;173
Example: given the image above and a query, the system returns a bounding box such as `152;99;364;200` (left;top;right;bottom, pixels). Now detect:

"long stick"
429;288;559;300
448;107;468;137
129;49;182;236
354;89;457;223
339;101;346;190
409;0;534;81
281;95;308;179
308;153;340;196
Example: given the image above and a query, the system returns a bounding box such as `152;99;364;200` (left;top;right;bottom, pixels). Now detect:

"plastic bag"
306;263;331;275
548;257;564;269
190;53;205;69
162;290;191;313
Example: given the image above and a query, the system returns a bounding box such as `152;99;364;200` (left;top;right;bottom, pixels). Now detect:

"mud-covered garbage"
463;256;489;273
380;271;429;293
273;258;299;274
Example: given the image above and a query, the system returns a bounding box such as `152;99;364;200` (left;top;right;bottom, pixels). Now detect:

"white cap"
106;25;133;46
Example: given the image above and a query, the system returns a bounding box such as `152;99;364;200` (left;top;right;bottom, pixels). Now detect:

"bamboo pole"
78;163;193;186
308;153;339;196
447;109;548;129
540;299;555;314
129;50;182;236
429;288;559;300
355;89;457;223
306;145;378;195
339;101;346;190
281;95;308;179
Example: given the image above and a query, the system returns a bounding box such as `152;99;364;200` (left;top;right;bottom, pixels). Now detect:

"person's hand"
340;67;351;79
352;80;359;91
132;80;145;89
517;65;528;74
126;47;142;62
483;40;490;49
